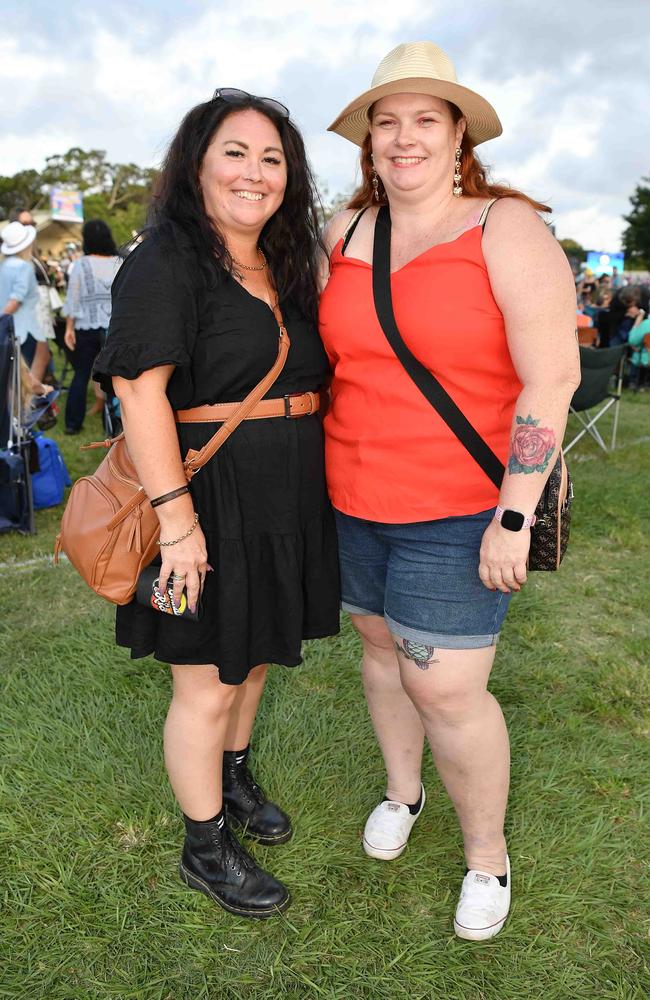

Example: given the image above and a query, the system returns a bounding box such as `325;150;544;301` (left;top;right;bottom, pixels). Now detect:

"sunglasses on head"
213;88;290;119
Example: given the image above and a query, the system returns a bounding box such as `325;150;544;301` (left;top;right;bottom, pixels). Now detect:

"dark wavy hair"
82;219;119;256
348;101;551;214
149;95;322;322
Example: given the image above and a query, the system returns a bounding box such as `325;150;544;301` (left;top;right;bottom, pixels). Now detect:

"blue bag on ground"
31;434;71;509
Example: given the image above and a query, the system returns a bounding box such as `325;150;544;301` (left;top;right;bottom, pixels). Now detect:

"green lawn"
1;382;649;1000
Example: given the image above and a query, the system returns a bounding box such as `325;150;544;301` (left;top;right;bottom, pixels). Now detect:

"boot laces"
236;764;267;807
221;823;258;876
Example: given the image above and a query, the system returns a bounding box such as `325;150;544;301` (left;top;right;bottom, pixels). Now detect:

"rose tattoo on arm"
508;415;556;475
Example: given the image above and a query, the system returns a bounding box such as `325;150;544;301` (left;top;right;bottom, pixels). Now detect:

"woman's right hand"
64;327;76;350
158;521;209;614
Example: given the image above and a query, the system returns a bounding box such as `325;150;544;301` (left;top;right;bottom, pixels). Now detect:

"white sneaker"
453;854;511;941
362;786;426;860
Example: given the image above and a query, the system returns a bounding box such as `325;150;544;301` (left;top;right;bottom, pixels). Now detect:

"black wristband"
150;485;190;509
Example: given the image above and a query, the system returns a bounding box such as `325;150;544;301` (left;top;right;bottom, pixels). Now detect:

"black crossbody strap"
372;204;505;489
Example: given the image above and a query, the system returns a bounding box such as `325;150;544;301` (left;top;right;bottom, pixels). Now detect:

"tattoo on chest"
508;414;556;475
396;638;440;670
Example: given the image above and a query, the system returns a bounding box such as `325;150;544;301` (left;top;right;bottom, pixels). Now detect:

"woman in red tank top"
320;42;579;940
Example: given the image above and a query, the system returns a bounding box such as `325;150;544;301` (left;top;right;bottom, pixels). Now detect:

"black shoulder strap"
341;208;368;255
478;197;498;230
371;204;505;489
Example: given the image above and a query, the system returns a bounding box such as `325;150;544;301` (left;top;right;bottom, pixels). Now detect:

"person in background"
14;209;59;353
0;221;50;387
594;290;612;347
320;40;579;941
610;288;643;347
611;266;624;290
628;311;650;390
62;220;122;434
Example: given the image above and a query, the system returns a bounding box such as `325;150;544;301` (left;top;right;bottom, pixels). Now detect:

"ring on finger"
171;573;187;581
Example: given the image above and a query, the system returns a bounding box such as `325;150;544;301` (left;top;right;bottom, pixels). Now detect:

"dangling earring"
453;147;462;197
370;152;380;202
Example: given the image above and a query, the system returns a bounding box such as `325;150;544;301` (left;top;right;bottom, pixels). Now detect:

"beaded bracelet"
151;485;190;509
157;512;199;547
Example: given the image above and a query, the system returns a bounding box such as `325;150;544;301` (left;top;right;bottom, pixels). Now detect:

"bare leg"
164;663;238;820
395;639;509;876
30;341;51;383
88;381;106;414
224;663;269;751
352;614;425;804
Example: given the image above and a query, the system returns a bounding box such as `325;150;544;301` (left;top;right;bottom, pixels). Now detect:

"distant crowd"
574;267;650;390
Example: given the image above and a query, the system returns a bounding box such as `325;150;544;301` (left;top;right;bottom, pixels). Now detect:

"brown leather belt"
175;390;322;423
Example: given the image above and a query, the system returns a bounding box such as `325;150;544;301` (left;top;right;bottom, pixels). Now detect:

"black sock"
465;867;508;888
223;746;249;765
184;809;225;828
383;788;423;815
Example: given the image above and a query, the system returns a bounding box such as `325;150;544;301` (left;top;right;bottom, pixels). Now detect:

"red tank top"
319;223;522;523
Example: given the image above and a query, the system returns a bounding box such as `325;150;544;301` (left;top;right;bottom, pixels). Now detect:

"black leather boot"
179;814;290;919
222;746;293;846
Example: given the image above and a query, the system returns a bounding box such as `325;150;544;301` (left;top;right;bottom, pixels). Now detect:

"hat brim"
328;78;502;147
1;225;36;256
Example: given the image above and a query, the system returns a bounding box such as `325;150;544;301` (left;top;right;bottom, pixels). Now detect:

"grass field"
1;380;649;1000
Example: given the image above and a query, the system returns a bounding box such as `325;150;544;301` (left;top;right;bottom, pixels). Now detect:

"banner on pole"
50;188;84;223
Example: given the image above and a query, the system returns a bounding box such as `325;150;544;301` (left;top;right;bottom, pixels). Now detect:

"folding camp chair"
564;345;626;454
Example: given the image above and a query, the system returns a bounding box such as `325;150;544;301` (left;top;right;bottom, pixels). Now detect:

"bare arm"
318;209;356;293
64;315;76;350
479;198;580;592
2;298;20;315
113;366;208;612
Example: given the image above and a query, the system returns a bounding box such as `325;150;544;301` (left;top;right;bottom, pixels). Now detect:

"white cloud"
2;0;648;253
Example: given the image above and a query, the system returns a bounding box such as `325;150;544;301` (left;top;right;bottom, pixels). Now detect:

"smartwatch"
494;506;536;531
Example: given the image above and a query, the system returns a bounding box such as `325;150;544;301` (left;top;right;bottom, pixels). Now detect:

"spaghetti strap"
478;198;498;229
341;208;368;255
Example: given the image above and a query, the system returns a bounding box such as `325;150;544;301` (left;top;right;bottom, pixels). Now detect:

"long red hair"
347;103;550;214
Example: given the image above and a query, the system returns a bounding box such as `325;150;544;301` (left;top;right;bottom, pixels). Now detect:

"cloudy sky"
2;0;648;252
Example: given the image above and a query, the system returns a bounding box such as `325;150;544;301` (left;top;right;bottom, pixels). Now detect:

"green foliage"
558;238;586;262
82;193;147;246
1;385;649;998
0;147;157;239
622;174;650;268
0;168;43;218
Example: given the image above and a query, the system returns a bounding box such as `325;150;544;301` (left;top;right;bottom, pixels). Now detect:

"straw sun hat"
328;41;502;147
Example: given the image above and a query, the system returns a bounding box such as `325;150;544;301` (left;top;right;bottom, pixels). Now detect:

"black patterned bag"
527;453;573;571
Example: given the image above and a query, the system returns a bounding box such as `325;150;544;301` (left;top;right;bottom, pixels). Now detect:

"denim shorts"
334;508;512;650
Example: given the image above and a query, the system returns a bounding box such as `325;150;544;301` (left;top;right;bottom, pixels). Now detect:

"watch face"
501;509;525;531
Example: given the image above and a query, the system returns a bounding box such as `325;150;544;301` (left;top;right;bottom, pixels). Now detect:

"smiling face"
370;93;465;201
198;108;287;240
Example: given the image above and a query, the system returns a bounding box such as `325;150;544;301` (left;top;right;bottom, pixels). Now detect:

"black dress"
94;235;340;684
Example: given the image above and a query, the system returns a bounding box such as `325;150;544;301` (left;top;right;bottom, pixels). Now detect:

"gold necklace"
231;248;267;271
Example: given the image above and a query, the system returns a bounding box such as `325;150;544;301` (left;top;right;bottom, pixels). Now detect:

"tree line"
2;147;649;266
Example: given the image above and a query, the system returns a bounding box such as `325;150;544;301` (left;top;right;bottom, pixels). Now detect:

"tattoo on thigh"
395;638;440;670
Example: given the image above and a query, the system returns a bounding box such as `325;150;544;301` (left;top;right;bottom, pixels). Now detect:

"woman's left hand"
64;328;76;351
479;518;530;593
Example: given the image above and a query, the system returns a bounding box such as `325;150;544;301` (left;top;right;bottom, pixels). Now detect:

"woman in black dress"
94;90;339;919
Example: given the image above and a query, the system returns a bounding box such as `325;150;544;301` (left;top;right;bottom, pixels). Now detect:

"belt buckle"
283;393;301;418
